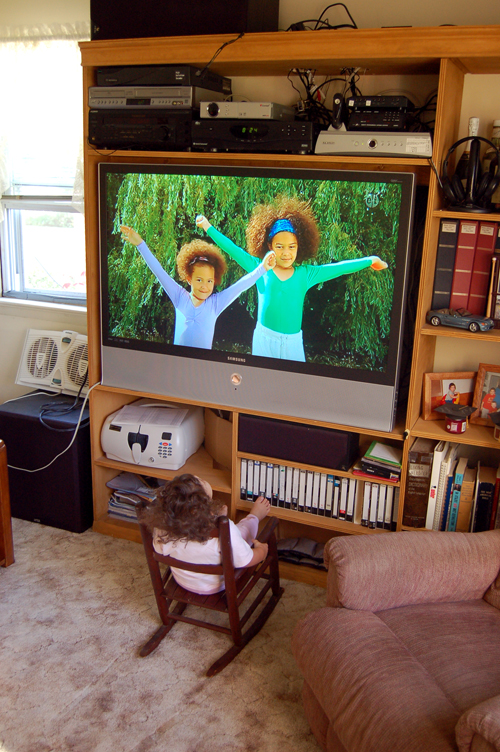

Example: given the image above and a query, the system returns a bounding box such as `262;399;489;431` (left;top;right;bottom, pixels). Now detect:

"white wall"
0;0;499;402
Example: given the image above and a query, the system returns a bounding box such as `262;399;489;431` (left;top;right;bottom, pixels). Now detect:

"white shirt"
153;519;253;594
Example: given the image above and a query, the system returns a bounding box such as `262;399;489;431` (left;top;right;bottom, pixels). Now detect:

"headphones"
441;135;500;211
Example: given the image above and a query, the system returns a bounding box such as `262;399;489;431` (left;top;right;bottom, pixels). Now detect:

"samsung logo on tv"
227;356;246;363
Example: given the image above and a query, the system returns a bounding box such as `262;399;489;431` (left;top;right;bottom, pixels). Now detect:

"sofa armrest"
456;696;500;752
324;529;500;611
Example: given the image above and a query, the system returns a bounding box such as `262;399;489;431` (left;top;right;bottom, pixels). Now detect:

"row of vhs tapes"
240;459;399;528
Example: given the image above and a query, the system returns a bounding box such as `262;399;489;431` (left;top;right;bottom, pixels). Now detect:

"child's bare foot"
253;496;271;520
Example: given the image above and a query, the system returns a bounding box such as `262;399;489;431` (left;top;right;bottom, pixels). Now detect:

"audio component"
347;95;414;131
90;0;279;40
88;109;194;150
347;96;414;110
192;119;315;154
200;101;295;120
315;130;432;157
96;65;231;94
89;86;224;109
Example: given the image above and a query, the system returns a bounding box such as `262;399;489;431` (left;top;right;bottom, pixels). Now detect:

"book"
473;464;498;532
486;255;499;317
364;440;403;468
432;218;460;309
377;484;387;528
456;465;477;532
446;456;468;531
354;460;400;482
490;466;500;529
440;459;459;530
432;443;459;530
467;221;498;314
391;488;400;530
425;440;449;529
403;437;436;527
449;219;479;310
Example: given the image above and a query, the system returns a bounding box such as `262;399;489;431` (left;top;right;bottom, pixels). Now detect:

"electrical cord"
7;380;101;473
287;3;357;31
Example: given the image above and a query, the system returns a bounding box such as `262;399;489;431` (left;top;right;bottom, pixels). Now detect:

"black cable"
315;3;358;29
195;31;244;80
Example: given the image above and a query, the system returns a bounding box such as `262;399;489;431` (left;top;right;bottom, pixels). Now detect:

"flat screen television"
99;163;415;432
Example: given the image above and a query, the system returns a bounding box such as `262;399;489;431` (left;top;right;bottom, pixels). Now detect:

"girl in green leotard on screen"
196;195;387;362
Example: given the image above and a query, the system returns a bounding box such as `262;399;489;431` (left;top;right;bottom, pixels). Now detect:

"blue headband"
268;218;295;240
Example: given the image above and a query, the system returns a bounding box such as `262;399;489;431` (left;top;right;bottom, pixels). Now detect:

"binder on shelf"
253;460;261;500
467;221;498;315
346;478;357;522
339;477;348;519
305;470;314;514
298;468;307;512
278;464;286;508
325;474;334;517
332;477;341;518
291;467;300;511
240;458;247;500
369;483;378;529
311;471;321;514
432;218;460;309
285;465;293;509
377;484;387;528
318;473;327;516
449;220;479;310
265;462;274;502
361;481;371;526
447;456;468;532
425;440;449;529
259;461;267;499
391;488;400;530
384;485;394;530
247;459;254;501
272;464;280;507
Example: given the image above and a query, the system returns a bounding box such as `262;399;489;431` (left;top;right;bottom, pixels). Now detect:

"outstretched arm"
305;255;387;289
212;251;275;315
121;225;183;306
196;214;258;273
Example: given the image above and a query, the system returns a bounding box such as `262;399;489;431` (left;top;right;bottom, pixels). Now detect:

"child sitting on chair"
141;473;270;595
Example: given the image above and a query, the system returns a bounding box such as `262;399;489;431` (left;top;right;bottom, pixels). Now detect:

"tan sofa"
292;529;500;752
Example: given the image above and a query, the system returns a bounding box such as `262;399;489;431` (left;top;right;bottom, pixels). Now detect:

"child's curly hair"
245;195;320;263
140;474;223;543
176;239;227;286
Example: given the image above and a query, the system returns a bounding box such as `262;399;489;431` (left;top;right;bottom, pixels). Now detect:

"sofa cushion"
292;607;459;752
324;530;500;612
378;600;500;715
456;695;500;752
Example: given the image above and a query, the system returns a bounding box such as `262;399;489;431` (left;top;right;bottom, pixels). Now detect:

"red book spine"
450;220;479;310
467;221;498;315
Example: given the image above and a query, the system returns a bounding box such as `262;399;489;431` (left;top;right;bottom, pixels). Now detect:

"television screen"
99;163;415;432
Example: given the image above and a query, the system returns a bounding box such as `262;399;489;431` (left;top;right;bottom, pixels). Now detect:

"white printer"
101;399;204;470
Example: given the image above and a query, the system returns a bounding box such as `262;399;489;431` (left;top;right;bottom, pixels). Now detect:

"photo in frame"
423;371;476;421
470;363;500;426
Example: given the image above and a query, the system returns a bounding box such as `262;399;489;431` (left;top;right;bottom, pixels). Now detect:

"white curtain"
0;21;90;218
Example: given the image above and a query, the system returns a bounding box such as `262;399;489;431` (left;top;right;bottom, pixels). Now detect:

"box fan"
16;329;89;396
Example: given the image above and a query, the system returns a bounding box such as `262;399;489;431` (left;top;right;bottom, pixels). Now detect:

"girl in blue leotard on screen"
120;225;275;350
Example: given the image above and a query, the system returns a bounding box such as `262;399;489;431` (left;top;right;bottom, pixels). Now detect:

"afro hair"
176;239;227;286
245;194;320;263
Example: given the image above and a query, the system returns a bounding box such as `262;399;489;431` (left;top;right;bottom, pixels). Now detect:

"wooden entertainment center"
80;25;500;587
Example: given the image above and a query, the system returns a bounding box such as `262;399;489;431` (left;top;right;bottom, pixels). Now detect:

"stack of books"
352;441;402;483
106;472;163;521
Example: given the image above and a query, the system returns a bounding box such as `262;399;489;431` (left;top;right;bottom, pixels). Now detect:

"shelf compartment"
411;416;500;449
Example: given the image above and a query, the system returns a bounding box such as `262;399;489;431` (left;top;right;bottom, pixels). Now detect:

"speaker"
238;414;359;472
0;392;93;533
441;135;500;212
91;0;279;40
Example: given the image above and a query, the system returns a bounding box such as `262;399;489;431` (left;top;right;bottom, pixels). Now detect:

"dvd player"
192;119;314;154
315;130;432;157
89;86;224;109
200;101;295;120
96;65;231;95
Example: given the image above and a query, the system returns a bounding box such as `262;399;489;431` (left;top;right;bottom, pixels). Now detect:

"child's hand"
262;251;276;272
121;225;143;247
370;257;388;271
252;540;268;561
196;215;211;231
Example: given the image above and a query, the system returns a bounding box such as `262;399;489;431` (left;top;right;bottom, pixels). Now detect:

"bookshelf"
80;25;500;585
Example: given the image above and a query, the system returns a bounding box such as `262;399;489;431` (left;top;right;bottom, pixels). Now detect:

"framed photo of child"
470;363;500;426
423;371;476;421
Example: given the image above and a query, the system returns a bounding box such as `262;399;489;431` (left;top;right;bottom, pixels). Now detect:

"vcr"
192;119;315;154
88;109;193;150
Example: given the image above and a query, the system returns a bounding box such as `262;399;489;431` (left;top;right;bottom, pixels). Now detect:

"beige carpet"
0;518;325;752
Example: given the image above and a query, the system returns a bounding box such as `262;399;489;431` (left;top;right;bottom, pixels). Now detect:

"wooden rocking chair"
137;508;283;677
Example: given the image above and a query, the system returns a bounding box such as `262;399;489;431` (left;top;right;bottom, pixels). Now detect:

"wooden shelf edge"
410;416;500;448
236;501;391;534
93;515;142;543
420;324;500;343
278;560;328;588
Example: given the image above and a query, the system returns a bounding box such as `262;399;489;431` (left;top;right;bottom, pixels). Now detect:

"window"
0;24;89;304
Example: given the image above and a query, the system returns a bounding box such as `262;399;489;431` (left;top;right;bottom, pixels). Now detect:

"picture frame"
470;363;500;426
423;371;476;420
